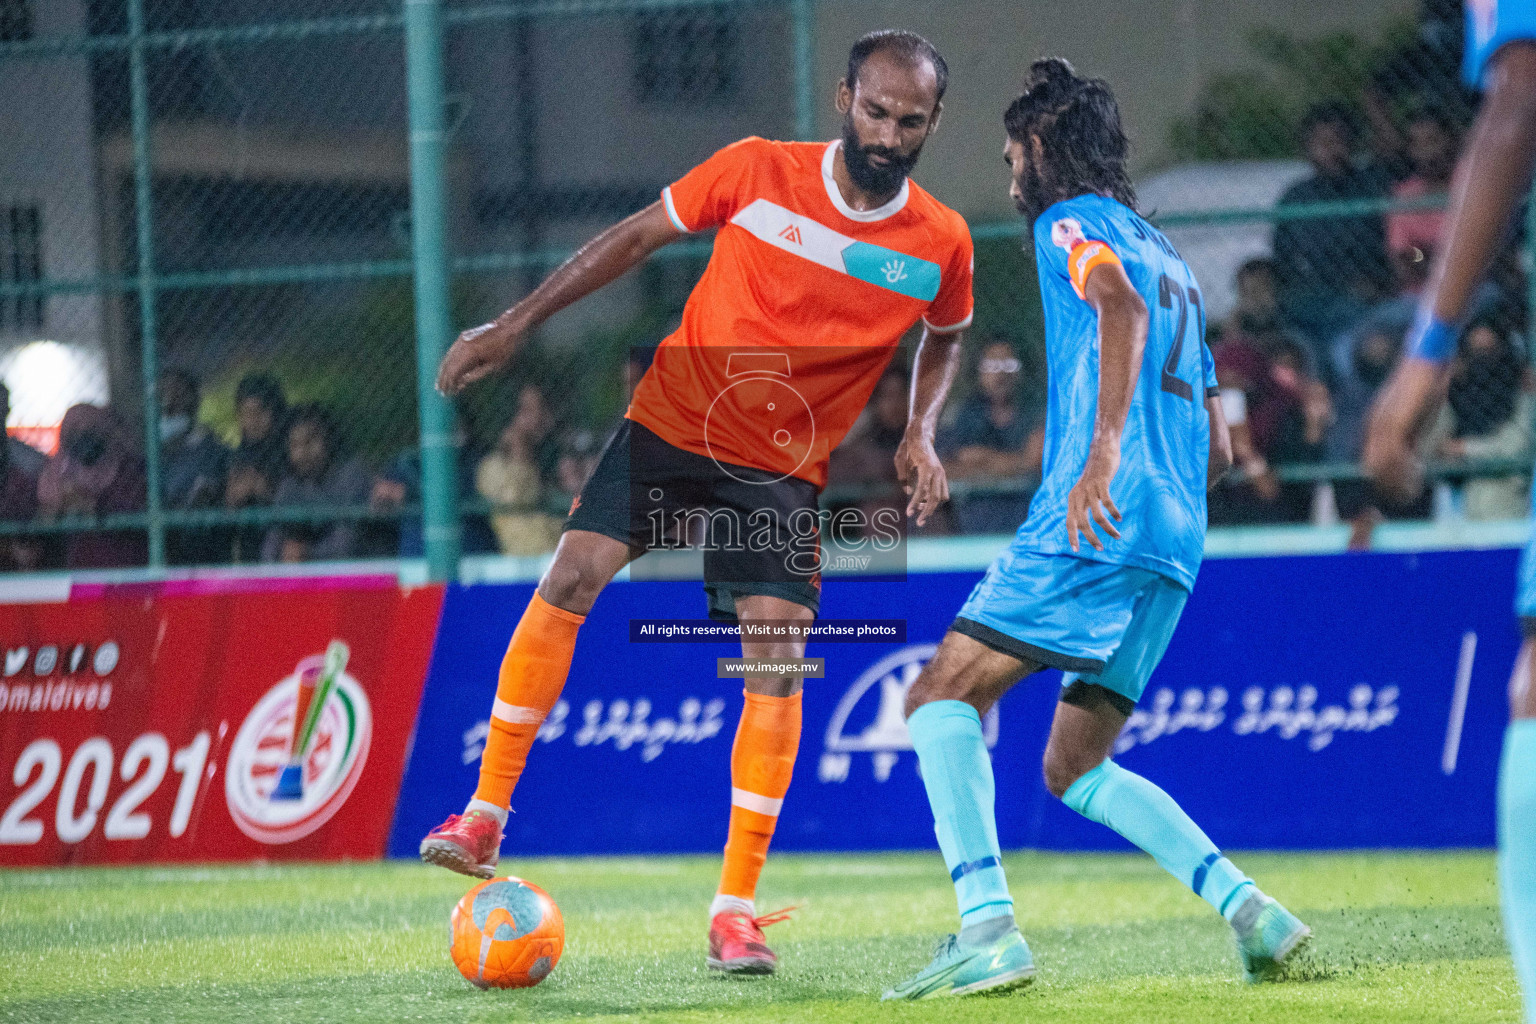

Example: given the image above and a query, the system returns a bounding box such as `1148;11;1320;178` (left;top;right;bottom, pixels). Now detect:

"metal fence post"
791;0;815;140
404;0;462;581
127;0;165;568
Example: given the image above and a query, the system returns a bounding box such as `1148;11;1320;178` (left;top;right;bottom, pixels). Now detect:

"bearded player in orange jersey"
422;30;974;975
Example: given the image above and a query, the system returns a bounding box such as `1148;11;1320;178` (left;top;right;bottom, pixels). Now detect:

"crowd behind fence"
0;0;1529;577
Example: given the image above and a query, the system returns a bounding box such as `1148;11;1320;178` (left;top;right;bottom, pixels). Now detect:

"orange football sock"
471;592;585;812
718;689;802;902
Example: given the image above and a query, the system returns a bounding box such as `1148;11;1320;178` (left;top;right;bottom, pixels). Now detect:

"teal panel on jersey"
1013;194;1214;592
839;241;942;302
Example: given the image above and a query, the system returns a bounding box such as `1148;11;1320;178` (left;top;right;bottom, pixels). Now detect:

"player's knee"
903;667;961;719
1041;744;1095;800
538;555;606;613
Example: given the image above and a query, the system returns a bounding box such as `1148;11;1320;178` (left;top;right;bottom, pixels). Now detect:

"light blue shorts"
952;550;1189;708
1466;0;1536;89
1518;485;1536;629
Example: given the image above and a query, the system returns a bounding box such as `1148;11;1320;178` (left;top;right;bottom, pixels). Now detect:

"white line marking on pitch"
1442;631;1477;775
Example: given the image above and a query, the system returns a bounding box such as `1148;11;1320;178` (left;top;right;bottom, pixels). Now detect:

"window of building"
0;0;32;43
632;7;740;105
1;206;44;332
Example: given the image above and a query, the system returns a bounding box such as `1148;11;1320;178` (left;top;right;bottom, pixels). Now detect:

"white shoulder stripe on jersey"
730;198;851;273
661;186;693;234
728;198;943;302
924;311;973;334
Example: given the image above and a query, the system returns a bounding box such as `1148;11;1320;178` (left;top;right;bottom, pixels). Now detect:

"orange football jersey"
625;137;974;489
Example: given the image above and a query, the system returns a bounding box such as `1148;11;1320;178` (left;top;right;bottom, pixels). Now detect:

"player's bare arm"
896;326;963;527
1362;358;1446;499
1066;261;1147;552
436;202;681;395
1205;394;1233;492
1364;43;1536;501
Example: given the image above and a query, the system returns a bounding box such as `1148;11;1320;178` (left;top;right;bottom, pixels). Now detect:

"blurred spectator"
1224;258;1285;342
1331;324;1404;468
827;367;911;534
159;369;229;565
1211;267;1332;524
261;404;372;563
225;374;289;562
1427;318;1534;520
555;427;601;499
1363;0;1470;178
0;382;47;480
1386;105;1460;262
477;385;562;556
37;404;147;568
1273;102;1392;358
372;419;498;558
941;341;1043;534
160;369;227;509
230;373;289;486
0;414;41;572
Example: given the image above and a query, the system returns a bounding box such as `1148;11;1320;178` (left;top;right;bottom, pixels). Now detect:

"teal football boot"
882;928;1035;1000
1231;892;1311;983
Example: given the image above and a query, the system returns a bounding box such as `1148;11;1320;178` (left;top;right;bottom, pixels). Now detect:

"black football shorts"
564;419;821;621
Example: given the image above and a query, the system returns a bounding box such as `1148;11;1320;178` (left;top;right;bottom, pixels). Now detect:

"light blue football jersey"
1012;193;1217;592
1466;0;1536;88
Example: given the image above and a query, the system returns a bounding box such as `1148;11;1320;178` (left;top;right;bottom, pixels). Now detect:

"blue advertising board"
389;547;1520;857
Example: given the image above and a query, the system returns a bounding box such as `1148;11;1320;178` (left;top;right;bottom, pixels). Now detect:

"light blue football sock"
907;700;1014;930
1500;720;1536;1024
1063;759;1255;920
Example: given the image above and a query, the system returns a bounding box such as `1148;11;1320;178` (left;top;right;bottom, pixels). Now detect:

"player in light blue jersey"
1364;5;1536;1020
884;59;1309;1001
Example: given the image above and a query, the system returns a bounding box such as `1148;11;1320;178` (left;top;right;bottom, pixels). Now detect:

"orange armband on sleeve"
1067;240;1122;300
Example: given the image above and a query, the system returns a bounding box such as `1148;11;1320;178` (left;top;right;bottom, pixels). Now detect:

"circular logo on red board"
224;654;372;844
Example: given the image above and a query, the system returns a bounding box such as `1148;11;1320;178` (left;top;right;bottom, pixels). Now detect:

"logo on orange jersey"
778;224;802;245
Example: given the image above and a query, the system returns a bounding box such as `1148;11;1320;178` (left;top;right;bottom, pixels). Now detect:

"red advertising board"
0;577;443;866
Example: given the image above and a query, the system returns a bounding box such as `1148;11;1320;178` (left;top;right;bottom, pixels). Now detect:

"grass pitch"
0;850;1520;1023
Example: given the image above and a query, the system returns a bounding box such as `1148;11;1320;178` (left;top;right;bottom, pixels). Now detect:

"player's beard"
840;116;922;198
1013;158;1050;226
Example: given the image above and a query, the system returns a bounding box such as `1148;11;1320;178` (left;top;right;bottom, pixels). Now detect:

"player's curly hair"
1004;58;1136;218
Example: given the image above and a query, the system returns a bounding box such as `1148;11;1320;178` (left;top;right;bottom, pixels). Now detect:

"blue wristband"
1404;307;1458;363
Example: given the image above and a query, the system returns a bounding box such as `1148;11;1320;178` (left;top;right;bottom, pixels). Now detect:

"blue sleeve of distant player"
1201;339;1218;398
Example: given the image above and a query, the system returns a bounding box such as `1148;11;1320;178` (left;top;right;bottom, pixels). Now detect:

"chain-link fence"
0;0;1527;577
